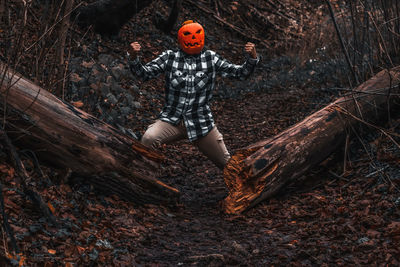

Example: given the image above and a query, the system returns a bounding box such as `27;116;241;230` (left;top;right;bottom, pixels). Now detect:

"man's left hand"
245;42;257;59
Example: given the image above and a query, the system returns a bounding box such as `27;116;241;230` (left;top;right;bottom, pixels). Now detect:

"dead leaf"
47;202;56;214
71;101;84;108
69;73;82;83
76;246;86;255
387;221;400;236
81;61;95;68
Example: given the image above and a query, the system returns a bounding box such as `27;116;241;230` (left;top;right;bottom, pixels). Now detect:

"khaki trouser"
141;120;230;169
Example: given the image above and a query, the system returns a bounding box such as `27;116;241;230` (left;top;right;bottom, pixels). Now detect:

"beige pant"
141;120;230;169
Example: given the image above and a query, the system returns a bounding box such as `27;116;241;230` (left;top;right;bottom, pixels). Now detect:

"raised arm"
214;42;259;80
128;42;171;81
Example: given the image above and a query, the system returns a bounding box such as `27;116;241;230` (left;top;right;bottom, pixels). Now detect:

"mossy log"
0;63;179;205
223;67;400;214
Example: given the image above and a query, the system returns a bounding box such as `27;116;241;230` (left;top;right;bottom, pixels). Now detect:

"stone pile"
66;41;143;139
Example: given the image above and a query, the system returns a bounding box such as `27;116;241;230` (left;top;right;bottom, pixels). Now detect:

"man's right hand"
129;42;141;58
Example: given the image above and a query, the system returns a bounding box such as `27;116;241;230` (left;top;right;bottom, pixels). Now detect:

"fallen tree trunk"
223;67;400;214
0;63;179;205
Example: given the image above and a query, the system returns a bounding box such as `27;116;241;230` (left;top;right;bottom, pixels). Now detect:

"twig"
326;0;359;85
328;170;350;182
367;10;394;67
345;114;399;194
343;133;350;173
0;183;19;255
334;104;400;147
324;85;400;96
365;167;388;178
0;129;58;226
24;2;83;53
214;0;220;17
184;0;270;48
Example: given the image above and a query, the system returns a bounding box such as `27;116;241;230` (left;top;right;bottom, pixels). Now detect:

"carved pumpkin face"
178;20;205;55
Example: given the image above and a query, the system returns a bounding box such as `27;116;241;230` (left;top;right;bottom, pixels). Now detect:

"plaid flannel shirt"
129;49;259;141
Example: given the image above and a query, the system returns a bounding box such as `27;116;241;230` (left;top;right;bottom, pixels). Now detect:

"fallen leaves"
47;202;56;214
386;222;400;237
71;101;84;108
6;252;25;267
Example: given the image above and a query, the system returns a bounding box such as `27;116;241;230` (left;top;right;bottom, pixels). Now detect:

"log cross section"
223;67;400;214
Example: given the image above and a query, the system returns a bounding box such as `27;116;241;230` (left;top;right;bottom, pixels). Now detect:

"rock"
104;114;114;124
106;93;118;105
109;109;118;120
95;239;113;250
130;84;140;93
120;107;131;116
106;75;115;85
96;103;103;115
100;83;111;96
76;86;89;99
112;84;124;94
91;67;106;82
88;248;99;261
69;83;79;94
111;65;124;81
357;237;370;244
132;101;141;109
116;124;126;135
87;75;98;86
29;224;41;234
125;93;134;105
98;54;114;65
115;115;125;125
68;57;82;72
231;241;248;255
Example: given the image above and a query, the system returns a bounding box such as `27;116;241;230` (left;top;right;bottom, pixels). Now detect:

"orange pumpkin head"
178;20;205;55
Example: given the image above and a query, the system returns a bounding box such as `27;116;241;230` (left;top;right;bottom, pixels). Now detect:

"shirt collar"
179;49;203;59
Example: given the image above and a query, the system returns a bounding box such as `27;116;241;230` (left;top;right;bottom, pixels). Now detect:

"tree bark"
0;63;179;205
223;67;400;214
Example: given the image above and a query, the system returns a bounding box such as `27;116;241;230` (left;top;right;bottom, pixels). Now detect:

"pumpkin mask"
178;20;205;55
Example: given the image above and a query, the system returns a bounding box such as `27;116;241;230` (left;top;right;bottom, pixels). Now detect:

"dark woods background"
2;0;400;91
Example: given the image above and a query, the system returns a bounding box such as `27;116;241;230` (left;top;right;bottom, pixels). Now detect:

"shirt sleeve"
129;50;171;81
213;52;259;80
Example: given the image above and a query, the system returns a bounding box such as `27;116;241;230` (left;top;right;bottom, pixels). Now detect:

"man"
128;20;259;170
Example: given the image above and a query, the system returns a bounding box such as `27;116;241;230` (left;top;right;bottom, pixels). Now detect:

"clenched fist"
244;42;257;59
129;41;141;58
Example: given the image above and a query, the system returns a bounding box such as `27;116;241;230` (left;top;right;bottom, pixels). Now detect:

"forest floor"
1;0;400;266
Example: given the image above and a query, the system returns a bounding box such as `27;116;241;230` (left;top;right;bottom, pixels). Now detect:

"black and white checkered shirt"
129;49;259;141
